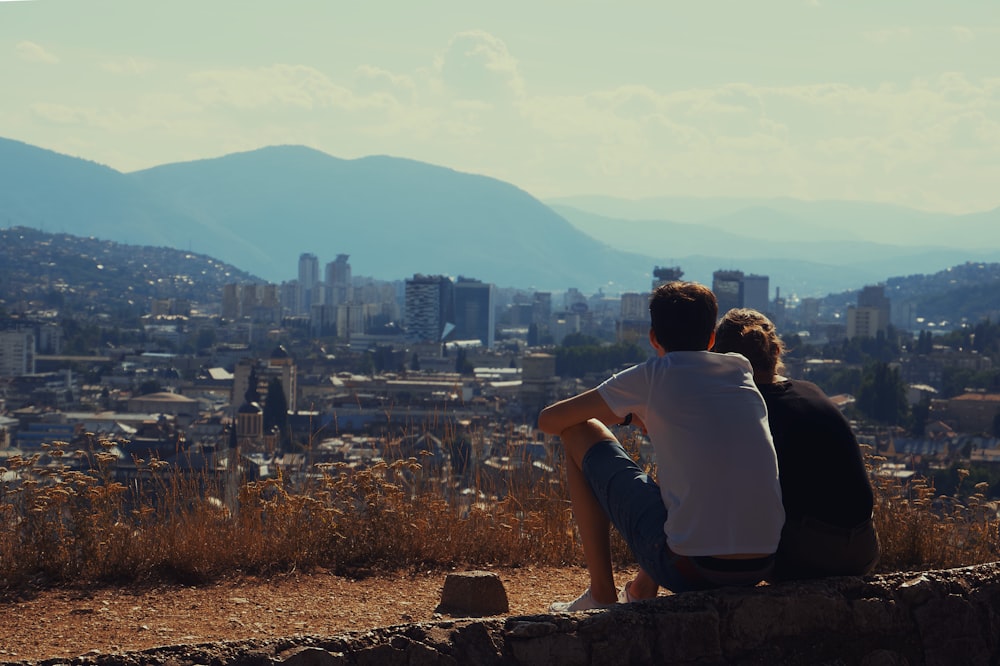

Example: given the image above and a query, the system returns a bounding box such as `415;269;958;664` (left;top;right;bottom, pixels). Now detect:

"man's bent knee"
560;420;617;466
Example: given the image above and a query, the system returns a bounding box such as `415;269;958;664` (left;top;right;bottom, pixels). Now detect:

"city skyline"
2;1;999;216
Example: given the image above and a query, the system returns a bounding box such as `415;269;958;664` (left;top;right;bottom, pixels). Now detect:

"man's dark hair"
649;281;718;351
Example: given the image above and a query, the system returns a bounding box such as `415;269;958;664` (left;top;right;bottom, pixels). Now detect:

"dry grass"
1;435;997;594
871;460;1000;572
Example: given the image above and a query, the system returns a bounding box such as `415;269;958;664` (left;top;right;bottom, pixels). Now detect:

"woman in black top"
714;308;879;580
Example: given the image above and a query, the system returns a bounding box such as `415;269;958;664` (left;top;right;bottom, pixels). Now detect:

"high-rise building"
297;253;319;315
652;266;684;290
712;270;744;316
222;283;240;319
620;292;647;321
847;307;882;340
404;275;456;343
279;281;299;316
741;274;770;314
336;303;369;338
0;330;35;377
848;285;891;339
710;270;771;317
532;292;552;325
325;254;352;306
618;292;649;344
453;278;495;348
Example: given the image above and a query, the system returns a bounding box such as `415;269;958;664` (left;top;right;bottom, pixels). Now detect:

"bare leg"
559;419;619;605
627;567;659;600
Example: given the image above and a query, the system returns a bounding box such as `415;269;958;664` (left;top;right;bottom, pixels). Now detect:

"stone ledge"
13;562;1000;666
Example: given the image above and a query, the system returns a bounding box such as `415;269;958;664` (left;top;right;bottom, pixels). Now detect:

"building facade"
453;278;495;348
405;275;456;343
0;330;35;377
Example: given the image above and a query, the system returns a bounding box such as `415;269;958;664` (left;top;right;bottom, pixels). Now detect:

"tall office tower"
279;281;299;316
741;274;770;314
257;284;280;308
563;288;587;311
532;292;552;325
325;254;352;306
453;278;495;348
618;292;650;344
858;284;891;322
336;303;368;338
848;285;891;339
652;265;684;290
712;270;744;316
36;323;63;355
0;330;35;377
297;253;319;315
404;275;456;343
222;284;240;319
620;292;647;320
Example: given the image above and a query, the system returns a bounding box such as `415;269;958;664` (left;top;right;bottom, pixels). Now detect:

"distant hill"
547;195;1000;248
0;138;652;292
550;202;1000;296
0;226;258;310
884;262;1000;326
2;228;997;331
4;135;999;297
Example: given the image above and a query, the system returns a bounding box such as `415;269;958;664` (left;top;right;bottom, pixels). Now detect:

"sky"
2;0;999;214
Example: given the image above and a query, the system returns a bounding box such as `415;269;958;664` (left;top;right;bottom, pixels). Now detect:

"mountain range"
2;136;999;297
547;198;1000;296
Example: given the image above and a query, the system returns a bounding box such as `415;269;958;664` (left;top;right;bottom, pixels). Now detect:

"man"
539;281;784;611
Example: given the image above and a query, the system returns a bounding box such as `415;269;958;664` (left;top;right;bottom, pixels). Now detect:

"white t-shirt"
597;351;784;557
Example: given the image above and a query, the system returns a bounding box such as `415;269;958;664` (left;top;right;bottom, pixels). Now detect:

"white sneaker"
548;588;615;613
617;581;638;604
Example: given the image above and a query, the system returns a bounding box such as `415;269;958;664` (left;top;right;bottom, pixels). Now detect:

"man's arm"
538;388;622;436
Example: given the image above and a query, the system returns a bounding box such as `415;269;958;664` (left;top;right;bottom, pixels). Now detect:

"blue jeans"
581;438;774;592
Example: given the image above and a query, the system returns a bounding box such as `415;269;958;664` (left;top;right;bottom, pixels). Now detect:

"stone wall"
21;563;1000;666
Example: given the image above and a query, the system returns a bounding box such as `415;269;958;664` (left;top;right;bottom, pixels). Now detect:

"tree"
909;395;931;437
262;377;289;435
855;361;909;426
137;379;163;396
527;323;539;347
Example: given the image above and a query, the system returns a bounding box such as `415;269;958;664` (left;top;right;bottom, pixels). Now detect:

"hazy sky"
2;0;999;214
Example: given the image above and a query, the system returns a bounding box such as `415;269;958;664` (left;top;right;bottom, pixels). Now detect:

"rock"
30;563;1000;665
276;646;346;666
435;570;510;617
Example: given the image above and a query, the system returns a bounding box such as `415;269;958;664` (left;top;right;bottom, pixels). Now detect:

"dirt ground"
0;566;643;663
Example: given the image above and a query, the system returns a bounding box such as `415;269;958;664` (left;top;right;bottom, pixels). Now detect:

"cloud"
15;40;58;64
29;102;90;125
437;30;525;101
951;26;976;43
864;27;912;45
354;65;416;99
190;65;360;110
102;57;155;76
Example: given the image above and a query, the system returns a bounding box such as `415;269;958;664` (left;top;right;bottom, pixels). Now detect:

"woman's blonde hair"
713;308;785;380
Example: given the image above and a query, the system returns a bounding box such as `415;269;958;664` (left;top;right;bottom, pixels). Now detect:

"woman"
713;308;879;581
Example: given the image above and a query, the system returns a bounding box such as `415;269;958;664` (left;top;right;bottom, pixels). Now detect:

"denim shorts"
581;438;774;592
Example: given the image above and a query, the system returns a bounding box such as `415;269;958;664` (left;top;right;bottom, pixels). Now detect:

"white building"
0;330;35;377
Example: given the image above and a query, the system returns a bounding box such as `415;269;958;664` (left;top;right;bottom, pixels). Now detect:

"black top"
758;379;874;528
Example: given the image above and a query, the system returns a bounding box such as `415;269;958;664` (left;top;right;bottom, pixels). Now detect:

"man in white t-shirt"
539;281;784;612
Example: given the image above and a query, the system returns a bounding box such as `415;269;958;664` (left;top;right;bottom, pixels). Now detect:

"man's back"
597;350;784;556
